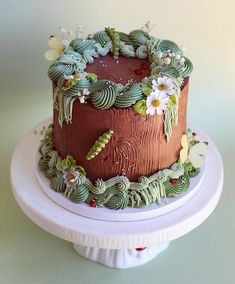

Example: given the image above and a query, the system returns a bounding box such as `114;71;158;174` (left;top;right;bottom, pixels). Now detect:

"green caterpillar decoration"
105;27;120;59
86;129;114;160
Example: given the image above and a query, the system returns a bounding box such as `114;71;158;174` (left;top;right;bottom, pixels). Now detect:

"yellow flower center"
158;84;168;91
152;99;161;108
73;73;80;79
66;171;75;181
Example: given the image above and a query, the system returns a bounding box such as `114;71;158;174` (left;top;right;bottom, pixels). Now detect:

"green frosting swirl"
91;82;117;109
114;84;143;108
68;184;89;203
119;42;136;57
93;31;111;47
129;30;150;45
70;39;97;54
136;45;148;59
118;32;133;45
178;57;193;78
156;39;182;55
165;175;190;197
50;172;65;192
48;52;87;81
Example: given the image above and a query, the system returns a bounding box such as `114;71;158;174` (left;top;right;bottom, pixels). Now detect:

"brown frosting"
53;55;189;182
85;54;151;84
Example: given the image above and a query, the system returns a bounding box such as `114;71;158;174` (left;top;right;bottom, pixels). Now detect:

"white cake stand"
10;119;223;269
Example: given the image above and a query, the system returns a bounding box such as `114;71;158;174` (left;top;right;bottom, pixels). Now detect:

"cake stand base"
11;118;223;269
73;243;169;269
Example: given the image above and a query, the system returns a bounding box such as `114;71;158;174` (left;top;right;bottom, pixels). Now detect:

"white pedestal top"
11;119;223;249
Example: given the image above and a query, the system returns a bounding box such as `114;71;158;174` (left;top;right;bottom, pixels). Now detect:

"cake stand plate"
10;119;223;269
35;119;206;222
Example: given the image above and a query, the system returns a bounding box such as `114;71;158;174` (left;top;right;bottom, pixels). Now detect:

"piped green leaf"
60;155;77;171
169;94;177;106
134;99;147;116
87;73;98;82
140;84;152;96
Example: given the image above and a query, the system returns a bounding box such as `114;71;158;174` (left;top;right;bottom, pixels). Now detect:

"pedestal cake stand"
10;119;223;269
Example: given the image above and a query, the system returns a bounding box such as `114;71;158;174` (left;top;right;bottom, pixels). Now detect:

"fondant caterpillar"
86;130;114;160
105;27;120;59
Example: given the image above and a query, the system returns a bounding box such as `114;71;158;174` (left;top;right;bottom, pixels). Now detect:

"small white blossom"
175;54;181;60
63;168;80;187
77;88;90;103
163;57;171;65
152;76;175;96
64;74;75;80
157;51;163;58
180;57;185;65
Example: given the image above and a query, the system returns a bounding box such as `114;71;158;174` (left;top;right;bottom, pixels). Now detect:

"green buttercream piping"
91;82;117;109
93;31;111;47
114;84;143;108
129;30;150;45
119;42;136;57
50;172;65;192
38;126;202;209
136;45;148;59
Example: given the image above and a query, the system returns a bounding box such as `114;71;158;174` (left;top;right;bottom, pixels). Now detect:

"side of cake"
38;25;207;209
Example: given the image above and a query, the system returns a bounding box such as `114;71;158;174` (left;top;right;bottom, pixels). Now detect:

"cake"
38;24;207;210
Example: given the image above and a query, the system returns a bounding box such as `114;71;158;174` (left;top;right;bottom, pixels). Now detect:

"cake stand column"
73;243;169;269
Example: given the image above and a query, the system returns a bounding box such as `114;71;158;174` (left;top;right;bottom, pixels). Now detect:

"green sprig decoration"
105;27;120;59
86;130;114;160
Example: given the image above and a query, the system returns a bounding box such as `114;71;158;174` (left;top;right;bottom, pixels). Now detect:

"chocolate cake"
38;26;206;210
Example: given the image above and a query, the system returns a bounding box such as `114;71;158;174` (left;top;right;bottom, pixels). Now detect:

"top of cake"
45;24;193;141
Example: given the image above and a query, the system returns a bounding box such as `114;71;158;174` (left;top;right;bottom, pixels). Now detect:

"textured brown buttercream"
53;55;189;182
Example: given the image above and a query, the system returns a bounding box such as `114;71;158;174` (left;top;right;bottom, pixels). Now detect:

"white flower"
77;88;90;103
83;88;90;96
63;168;79;187
157;51;163;58
79;72;88;80
152;76;175;96
64;72;88;81
175;54;181;60
64;74;75;80
180;57;185;65
163;57;171;65
146;91;169;116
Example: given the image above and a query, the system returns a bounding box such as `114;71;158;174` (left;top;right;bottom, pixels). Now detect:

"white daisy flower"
146;91;169;116
63;167;79;187
152;76;175;96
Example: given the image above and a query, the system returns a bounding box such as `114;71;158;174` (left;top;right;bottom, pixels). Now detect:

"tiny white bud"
59;27;66;34
175;54;181;60
157;51;163;58
180;57;185;64
164;57;171;65
171;52;175;57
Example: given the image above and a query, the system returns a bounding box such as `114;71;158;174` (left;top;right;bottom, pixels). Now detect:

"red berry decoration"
134;68;143;75
170;178;177;185
88;200;97;207
63;80;69;87
136;247;146;251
